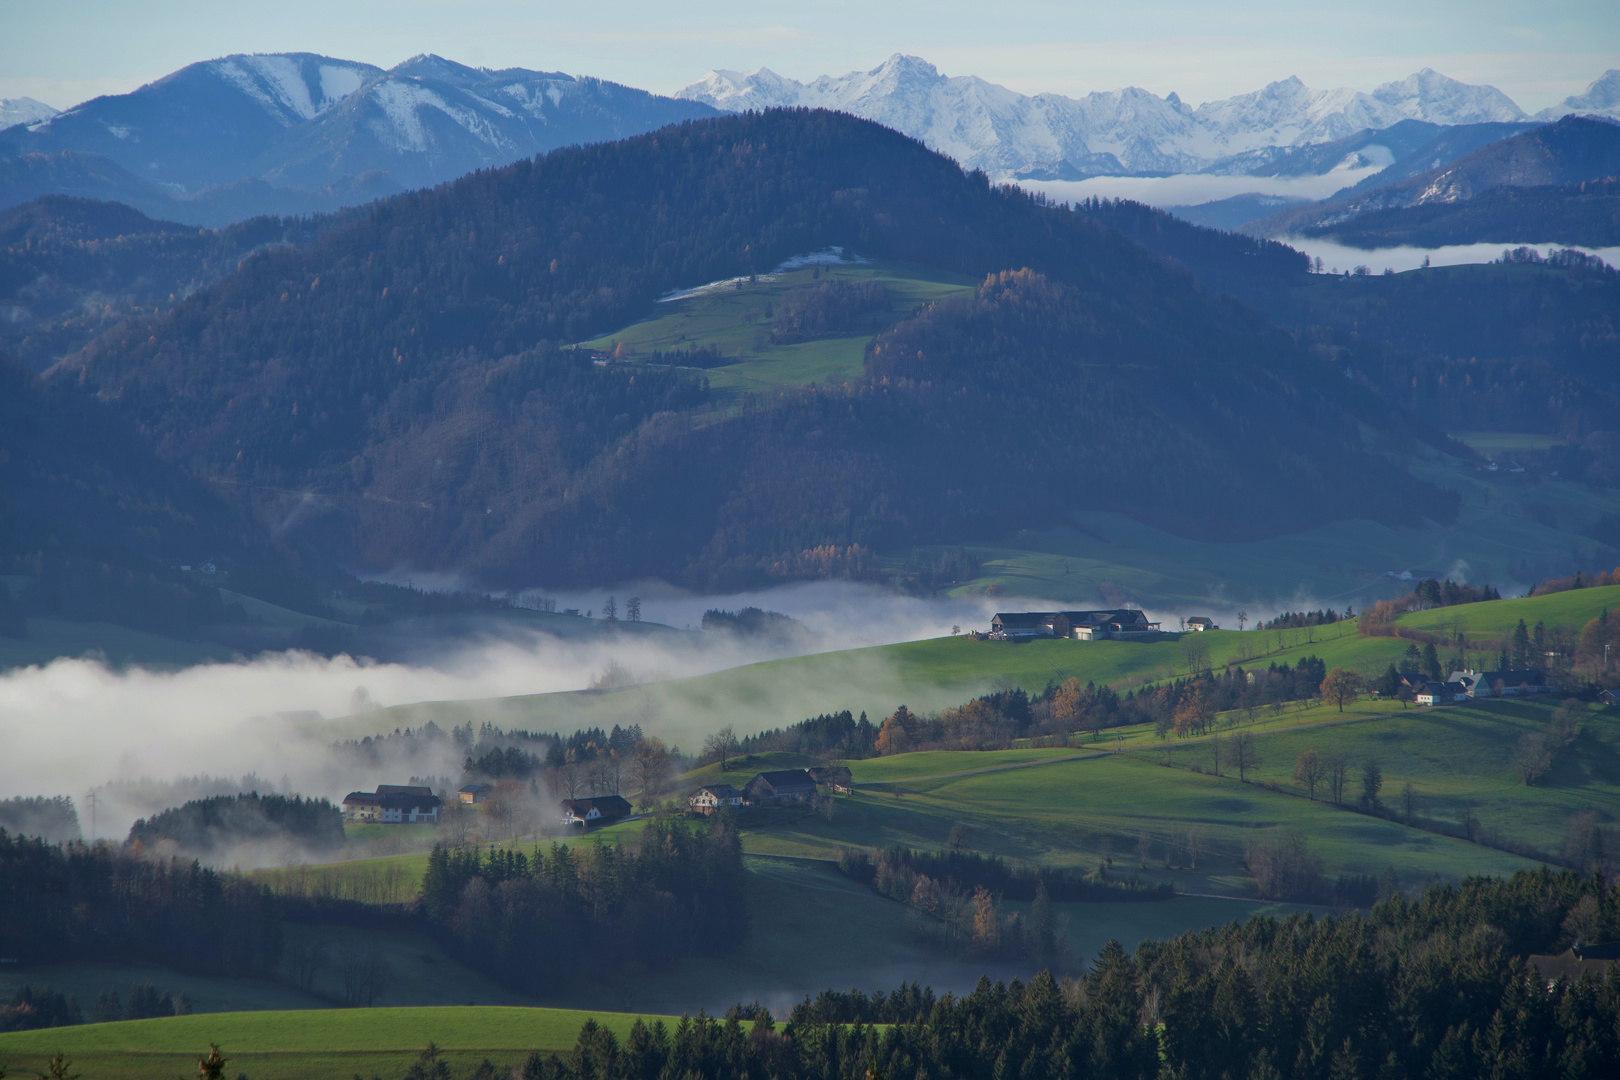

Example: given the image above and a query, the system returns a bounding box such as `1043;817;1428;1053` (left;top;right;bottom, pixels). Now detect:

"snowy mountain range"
679;57;1620;180
0;53;716;213
0;98;59;131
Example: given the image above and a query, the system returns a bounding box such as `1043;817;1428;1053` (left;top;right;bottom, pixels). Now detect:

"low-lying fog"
0;581;1046;840
0;577;1370;848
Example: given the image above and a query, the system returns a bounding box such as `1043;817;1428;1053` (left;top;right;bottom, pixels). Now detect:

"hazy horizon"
4;1;1615;115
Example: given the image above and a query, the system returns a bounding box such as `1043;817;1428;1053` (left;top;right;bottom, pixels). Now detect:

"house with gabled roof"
744;769;818;804
689;784;743;815
342;784;441;823
561;795;632;827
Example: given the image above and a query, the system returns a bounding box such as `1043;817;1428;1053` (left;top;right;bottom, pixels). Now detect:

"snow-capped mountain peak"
679;59;1537;180
0;97;59;131
1371;67;1527;124
1539;69;1620;120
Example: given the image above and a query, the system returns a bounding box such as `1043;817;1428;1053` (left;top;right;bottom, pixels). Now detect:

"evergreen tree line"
735;710;879;760
127;792;345;856
510;869;1618;1080
0;830;281;974
1258;608;1346;631
418;816;746;991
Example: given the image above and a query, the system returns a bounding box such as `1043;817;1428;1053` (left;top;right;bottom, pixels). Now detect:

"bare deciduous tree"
1294;749;1324;800
1228;731;1262;781
1513;733;1553;785
1325;751;1349;805
702;725;738;771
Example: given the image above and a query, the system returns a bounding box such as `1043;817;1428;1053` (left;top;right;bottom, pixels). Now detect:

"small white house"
561;795;632;827
689;784;743;815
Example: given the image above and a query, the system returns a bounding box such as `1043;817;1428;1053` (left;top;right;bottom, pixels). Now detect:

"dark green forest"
127;793;346;857
521;869;1619;1080
1298;177;1620;249
50;109;1455;587
0;195;330;371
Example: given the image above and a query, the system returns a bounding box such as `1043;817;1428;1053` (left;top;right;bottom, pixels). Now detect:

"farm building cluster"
340;784;442;824
1409;668;1552;705
688;766;852;815
988;609;1164;640
339;766;853;832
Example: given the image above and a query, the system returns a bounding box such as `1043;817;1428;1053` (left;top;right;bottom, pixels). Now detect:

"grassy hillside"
929;444;1620;610
578;259;975;395
0;1005;678;1080
359;584;1620;763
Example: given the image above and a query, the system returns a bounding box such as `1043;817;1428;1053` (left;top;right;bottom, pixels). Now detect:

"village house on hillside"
561;794;632;827
1185;616;1216;632
1449;669;1550;698
688;784;743;815
989;609;1160;641
458;783;491;804
744;769;818;804
341;784;442;824
1415;681;1470;706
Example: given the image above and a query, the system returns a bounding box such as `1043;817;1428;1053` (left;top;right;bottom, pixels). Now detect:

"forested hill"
55;109;1454;587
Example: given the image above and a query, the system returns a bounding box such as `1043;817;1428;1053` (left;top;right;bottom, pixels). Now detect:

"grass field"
0;617;241;671
577;259;974;393
0;1005;679;1080
922;436;1620;609
1451;431;1571;455
361;582;1620;764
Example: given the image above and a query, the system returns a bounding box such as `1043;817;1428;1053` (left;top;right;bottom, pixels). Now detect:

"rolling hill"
0;53;719;223
1245;115;1620;243
52;108;1456;590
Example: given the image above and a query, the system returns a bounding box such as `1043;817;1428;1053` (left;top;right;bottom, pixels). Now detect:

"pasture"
0;1005;676;1080
577;259;975;391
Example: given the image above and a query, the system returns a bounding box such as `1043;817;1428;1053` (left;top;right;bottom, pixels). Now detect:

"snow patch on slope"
241;55;319;120
0;97;59;130
319;64;366;106
366;79;513;152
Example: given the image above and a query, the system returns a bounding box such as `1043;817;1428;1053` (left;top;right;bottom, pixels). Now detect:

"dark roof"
458;783;489;793
343;788;440;810
749;769;818;792
809;766;853;782
693;784;742;799
562;795;632;817
992;612;1048;627
1477;669;1546;685
1529;948;1617;982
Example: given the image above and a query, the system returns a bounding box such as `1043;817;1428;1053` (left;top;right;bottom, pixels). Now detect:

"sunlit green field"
577;260;974;391
0;1006;676;1080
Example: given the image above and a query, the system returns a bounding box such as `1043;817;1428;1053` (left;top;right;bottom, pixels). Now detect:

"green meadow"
363;583;1620;763
0;1006;677;1080
577;259;975;393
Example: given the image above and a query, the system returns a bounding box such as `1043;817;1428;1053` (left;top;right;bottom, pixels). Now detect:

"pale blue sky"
4;0;1617;112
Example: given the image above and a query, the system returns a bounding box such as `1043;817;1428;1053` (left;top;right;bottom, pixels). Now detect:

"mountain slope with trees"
48;108;1457;587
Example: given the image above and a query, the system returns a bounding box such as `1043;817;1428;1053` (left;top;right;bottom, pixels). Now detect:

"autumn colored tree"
1172;687;1214;737
1051;677;1086;732
875;705;918;756
969;885;1000;954
1319;667;1365;712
